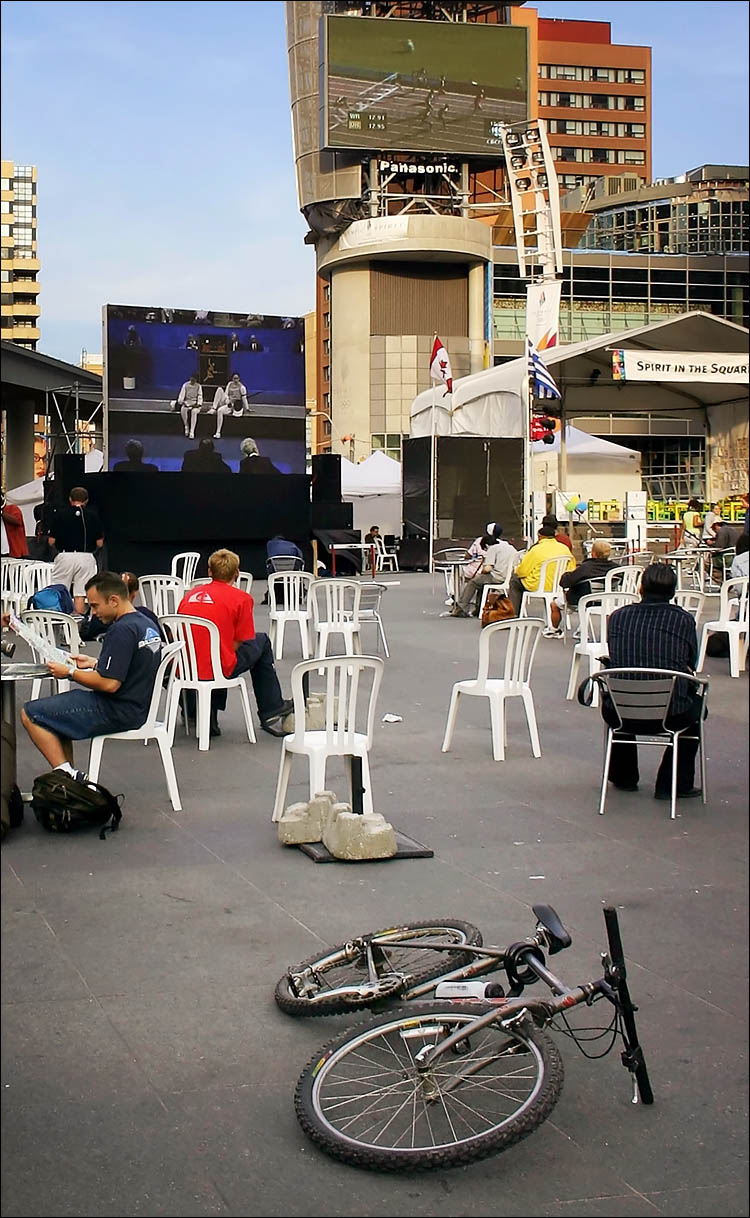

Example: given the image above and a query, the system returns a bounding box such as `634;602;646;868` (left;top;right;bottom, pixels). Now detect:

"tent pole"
429;385;437;582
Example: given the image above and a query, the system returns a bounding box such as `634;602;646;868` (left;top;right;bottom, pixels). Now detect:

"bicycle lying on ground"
276;905;653;1172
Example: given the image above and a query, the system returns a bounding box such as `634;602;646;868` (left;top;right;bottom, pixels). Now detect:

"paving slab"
2;573;748;1217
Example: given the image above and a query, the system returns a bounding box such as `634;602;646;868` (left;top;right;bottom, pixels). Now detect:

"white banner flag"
430;336;453;393
525;281;562;351
612;349;749;384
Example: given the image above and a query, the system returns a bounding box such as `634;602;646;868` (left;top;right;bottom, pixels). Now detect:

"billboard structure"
103;304;305;474
322;15;528;157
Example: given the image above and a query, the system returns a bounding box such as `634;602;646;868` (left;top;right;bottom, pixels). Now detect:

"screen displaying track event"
104;304;306;474
323;15;528;156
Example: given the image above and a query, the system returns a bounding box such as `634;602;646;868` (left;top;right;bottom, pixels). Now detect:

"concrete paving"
2;573;748;1218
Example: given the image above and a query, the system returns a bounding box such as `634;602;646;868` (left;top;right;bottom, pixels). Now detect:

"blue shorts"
24;690;140;741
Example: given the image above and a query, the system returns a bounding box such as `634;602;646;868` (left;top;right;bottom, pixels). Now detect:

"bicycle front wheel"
295;1002;564;1172
275;920;483;1017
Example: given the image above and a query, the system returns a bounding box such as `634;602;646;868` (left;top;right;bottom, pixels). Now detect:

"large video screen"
104;304;306;474
322;15;528;157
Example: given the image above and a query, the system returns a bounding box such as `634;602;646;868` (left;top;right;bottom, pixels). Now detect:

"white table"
329;544;377;578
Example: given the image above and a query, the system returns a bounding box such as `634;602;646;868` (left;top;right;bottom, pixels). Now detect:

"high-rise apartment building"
1;160;41;349
534;16;651;191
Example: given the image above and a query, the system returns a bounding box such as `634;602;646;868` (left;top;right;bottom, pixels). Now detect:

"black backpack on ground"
31;771;123;840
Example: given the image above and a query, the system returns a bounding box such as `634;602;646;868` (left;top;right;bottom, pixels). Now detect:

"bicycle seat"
532;904;572;955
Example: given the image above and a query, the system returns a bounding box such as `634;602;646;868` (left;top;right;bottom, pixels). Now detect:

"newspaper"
8;612;73;668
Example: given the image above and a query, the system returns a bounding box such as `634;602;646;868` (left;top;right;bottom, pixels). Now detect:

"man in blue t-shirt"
21;571;162;782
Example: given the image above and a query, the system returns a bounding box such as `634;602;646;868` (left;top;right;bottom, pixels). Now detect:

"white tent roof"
341;449;402;496
532;425;640;462
410;312;748;438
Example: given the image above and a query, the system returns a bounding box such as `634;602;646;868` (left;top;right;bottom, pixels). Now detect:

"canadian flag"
429;336;453;394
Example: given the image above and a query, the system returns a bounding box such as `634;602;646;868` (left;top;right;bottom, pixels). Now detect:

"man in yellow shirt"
508;515;575;620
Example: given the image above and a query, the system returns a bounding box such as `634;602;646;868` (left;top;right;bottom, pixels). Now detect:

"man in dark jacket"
181;438;231;474
112;439;159;473
48;487;104;614
238;437;280;475
559;539;618;608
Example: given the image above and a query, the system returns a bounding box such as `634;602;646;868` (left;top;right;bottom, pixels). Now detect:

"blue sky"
1;0;747;364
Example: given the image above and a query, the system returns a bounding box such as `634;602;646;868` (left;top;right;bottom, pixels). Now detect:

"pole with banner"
429;336;453;575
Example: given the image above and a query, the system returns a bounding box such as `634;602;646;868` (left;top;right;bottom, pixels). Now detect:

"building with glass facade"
1;160;40;350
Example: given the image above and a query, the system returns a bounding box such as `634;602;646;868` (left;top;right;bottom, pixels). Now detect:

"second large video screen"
323;15;528;157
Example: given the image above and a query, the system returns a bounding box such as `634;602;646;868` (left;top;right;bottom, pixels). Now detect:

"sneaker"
450;606;469;618
542;627;563;638
572;628;581;642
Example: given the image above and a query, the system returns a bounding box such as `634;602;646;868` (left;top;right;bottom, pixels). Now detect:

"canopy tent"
409;312;748;499
340;449;403;538
532;425;641;504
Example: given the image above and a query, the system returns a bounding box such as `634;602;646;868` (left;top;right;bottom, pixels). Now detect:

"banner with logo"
525;281;562;351
612;349;749;384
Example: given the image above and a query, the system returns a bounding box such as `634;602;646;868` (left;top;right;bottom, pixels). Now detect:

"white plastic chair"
1;558;27;613
20;609;82;699
266;555;304;575
356;582;390;658
271;655;384;822
565;592;638;705
87;642;185;812
268;571;313;659
138;575;185;618
375;536;399;573
696;577;748;679
442;618;544;762
604;565;642;594
170;552;200;586
189;571;253;594
519;556;571;632
591;668;709;820
161;614;256;751
310;579;362;658
22;561;55;602
673;590;704;619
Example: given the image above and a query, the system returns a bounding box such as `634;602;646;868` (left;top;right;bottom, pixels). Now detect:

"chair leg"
156;731;182;812
88;736;104;783
695;625;709;673
728;632;740;679
275;617;286;661
598;729;613;816
670;733;678;820
565;651;581;700
489;694;505;762
359;751;374;814
377;615;390;659
299;619;310;660
272;746;293;822
236;679;257;744
441;686;461;752
308;752;328;803
197;689;211;751
699;720;707;804
521;688;542;758
268;618;276;652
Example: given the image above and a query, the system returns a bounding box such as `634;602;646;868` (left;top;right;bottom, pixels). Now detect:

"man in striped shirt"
603;563;703;800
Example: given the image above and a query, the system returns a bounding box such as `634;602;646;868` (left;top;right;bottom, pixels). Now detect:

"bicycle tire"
275;920;484;1017
295;1002;564;1172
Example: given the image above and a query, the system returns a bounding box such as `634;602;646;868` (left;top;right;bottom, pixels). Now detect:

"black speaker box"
312;453;342;503
311;501;353;529
397;538;429;571
49;454;86;505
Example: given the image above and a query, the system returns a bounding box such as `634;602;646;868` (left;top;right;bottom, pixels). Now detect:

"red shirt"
177;579;255;678
556;531;573;552
2;502;28;557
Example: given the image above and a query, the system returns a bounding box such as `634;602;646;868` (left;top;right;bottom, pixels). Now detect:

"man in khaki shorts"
48;487;104;614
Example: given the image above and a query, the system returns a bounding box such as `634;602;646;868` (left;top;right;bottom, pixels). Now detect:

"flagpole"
429;382;437;577
524;333;533;545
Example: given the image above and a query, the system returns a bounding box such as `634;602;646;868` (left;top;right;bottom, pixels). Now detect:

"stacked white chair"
138;575;185;619
271;655;384;822
565;592;638;705
20;610;82;699
161;614;256;750
170;552;200;586
88;642;185;812
519;555;571;633
310;579;362;659
268;571;313;660
442;618;544;762
356;582;390;658
696;576;748;679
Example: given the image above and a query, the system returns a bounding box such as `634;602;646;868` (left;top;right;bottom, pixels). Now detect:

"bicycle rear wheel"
275;920;484;1017
296;1002;564;1172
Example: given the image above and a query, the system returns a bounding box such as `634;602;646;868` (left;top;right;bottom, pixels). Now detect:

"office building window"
13;182;32;200
616;68;646;84
1;224;11;236
371;433;402;462
0;178;10;190
619;96;646;111
14;166;33;179
618;150;646;164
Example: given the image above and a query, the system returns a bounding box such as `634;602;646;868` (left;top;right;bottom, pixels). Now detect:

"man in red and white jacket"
1;491;29;558
177;548;292;738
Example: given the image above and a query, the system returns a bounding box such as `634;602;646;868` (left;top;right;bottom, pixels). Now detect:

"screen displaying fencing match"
322;15;528;157
103;304;306;474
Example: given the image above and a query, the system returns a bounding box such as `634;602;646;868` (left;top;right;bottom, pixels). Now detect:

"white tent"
340;449;403;538
532;425;641;503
